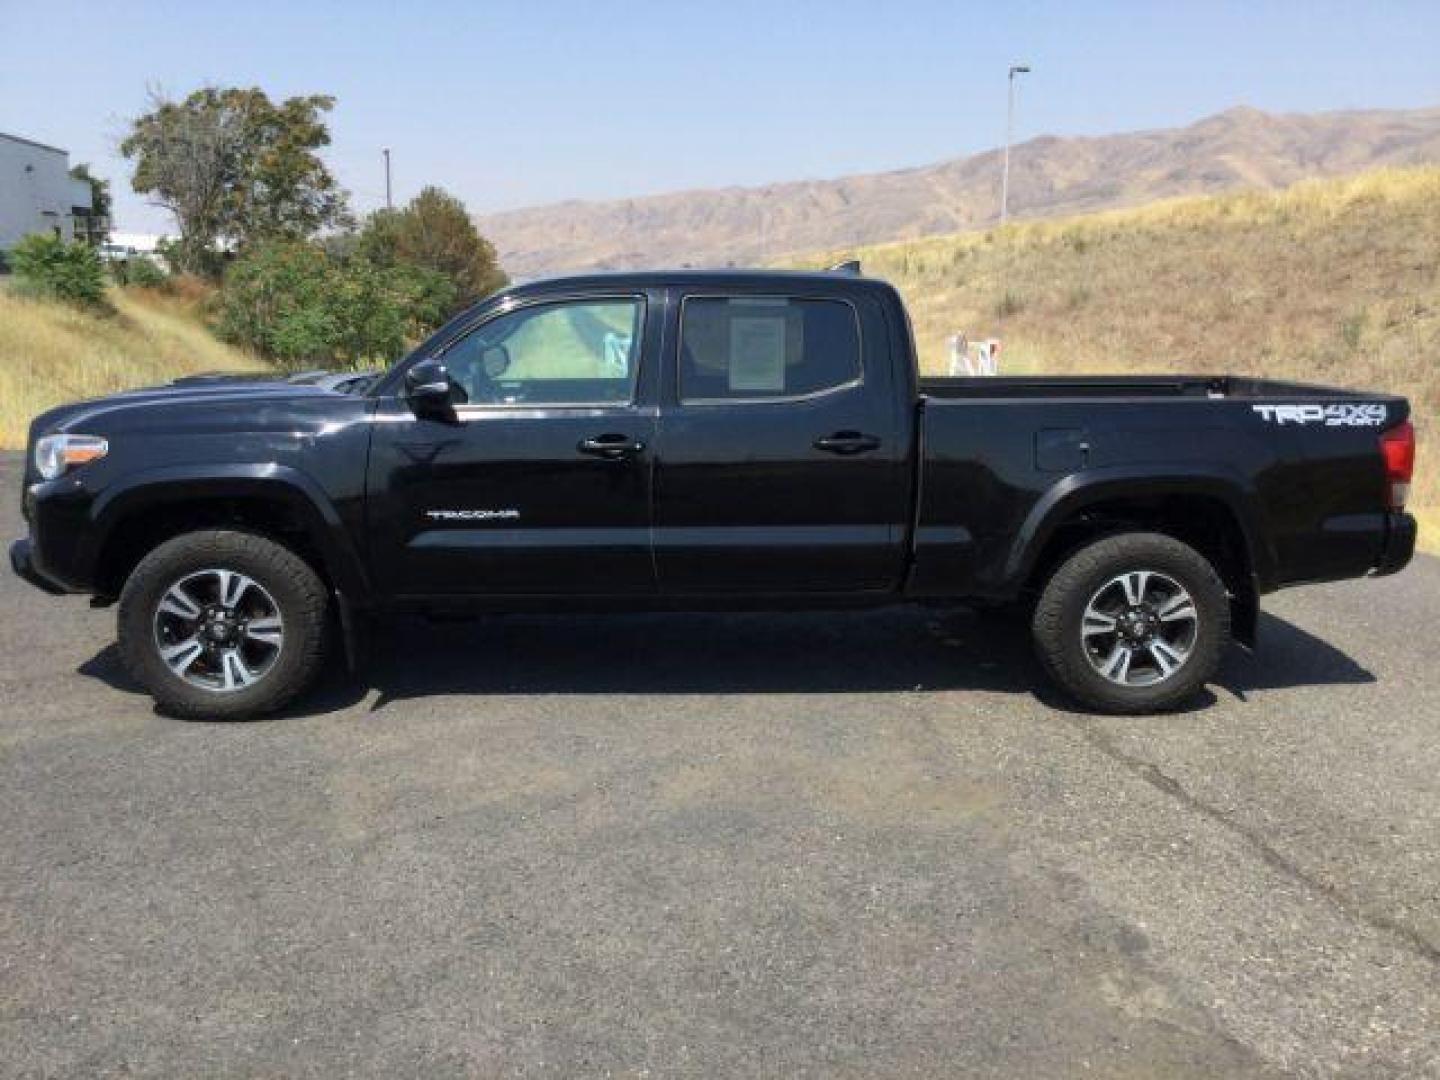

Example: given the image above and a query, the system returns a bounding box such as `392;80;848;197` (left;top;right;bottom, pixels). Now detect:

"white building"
108;231;173;257
0;132;98;251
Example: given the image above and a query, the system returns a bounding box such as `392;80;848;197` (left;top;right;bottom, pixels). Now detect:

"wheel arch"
1011;469;1271;647
89;465;370;604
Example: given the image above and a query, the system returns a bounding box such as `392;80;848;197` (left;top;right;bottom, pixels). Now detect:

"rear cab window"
679;296;862;402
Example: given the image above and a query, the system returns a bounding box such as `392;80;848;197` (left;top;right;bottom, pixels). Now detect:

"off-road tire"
118;529;329;720
1032;531;1230;714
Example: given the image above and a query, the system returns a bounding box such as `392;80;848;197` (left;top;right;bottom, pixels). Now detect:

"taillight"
1379;420;1415;510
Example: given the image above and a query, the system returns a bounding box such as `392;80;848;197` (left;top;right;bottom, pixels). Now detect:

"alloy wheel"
151;568;284;692
1080;569;1199;687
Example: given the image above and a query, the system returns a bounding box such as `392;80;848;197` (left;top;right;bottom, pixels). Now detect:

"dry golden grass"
0;281;262;447
795;166;1439;550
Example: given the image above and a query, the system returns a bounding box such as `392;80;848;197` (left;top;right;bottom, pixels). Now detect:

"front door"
652;290;909;594
366;293;660;599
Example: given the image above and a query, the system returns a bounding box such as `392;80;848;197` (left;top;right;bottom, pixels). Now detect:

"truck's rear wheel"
1032;532;1230;714
118;530;329;720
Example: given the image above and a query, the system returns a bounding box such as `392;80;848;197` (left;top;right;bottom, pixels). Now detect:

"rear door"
652;287;909;594
365;292;661;599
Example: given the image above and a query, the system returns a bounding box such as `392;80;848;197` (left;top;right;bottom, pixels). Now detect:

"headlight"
35;434;108;480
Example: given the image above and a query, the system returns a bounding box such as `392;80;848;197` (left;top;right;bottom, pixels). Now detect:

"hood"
27;380;336;443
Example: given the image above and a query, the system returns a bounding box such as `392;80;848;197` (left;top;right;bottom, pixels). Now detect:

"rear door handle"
578;433;646;459
814;431;881;455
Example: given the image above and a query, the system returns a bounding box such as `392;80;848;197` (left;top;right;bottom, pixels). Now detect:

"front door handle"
578;433;646;460
814;431;881;455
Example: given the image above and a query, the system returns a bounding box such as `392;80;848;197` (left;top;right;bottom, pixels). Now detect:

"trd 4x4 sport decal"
1252;403;1388;427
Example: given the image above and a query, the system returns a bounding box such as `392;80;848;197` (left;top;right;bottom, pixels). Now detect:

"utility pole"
1000;64;1030;224
383;148;392;210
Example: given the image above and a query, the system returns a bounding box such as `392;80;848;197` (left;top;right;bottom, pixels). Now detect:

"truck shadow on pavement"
79;606;1374;720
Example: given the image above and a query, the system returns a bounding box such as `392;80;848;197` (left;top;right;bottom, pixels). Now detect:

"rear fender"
1008;465;1276;603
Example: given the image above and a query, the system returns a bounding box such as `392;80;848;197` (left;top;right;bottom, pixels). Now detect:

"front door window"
441;298;644;407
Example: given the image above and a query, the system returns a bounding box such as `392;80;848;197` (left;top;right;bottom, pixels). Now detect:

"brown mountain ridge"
477;105;1440;276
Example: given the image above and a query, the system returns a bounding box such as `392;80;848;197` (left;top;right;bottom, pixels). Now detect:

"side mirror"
404;360;457;413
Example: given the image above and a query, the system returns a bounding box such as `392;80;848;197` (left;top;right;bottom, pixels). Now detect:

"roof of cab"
502;267;892;296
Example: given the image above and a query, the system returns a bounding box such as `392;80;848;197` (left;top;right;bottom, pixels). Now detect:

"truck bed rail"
917;374;1395;401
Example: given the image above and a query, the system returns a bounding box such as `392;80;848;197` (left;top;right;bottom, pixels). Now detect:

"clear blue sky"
2;0;1437;233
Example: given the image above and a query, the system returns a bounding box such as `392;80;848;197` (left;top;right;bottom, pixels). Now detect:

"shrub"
126;257;171;290
9;233;107;307
323;257;455;365
216;242;333;367
109;256;171;290
216;240;455;370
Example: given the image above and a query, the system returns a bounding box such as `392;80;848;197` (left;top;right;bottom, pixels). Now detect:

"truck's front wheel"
117;530;330;720
1032;532;1230;714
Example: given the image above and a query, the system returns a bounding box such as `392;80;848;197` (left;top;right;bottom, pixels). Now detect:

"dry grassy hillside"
0;282;261;447
482;105;1440;275
797;166;1439;545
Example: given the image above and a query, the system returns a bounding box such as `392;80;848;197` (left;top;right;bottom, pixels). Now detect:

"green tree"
226;90;350;243
121;86;347;274
354;207;404;266
358;186;507;312
216;240;454;370
323;256;455;366
9;233;107;307
68;163;111;247
215;242;333;365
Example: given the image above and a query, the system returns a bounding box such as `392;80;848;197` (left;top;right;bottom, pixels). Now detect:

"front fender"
88;463;371;600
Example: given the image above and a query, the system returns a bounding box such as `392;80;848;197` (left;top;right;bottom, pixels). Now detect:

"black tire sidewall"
1034;533;1230;714
118;530;328;719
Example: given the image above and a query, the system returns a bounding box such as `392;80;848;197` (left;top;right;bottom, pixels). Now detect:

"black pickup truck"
11;268;1417;718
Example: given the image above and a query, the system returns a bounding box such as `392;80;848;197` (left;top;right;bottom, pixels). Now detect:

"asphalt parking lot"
2;453;1438;1077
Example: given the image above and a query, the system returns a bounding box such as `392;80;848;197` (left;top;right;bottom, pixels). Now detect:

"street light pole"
383;148;392;210
1000;64;1030;224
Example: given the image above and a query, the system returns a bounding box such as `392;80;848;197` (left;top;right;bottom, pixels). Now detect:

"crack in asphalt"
1069;716;1440;968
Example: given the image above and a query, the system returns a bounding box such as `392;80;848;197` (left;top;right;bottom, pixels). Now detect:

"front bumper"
10;537;71;595
13;472;103;595
1373;511;1417;577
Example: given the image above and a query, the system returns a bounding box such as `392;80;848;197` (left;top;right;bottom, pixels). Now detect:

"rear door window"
679;296;861;402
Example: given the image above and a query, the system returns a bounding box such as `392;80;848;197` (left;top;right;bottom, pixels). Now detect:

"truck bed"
909;374;1410;608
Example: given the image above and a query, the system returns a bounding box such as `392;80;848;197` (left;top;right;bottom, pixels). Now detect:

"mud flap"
1230;586;1259;651
333;589;363;674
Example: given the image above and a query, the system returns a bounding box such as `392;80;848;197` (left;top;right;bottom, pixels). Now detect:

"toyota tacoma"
10;267;1418;718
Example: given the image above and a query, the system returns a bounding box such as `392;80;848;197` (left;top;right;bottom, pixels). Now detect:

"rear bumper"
1373;511;1417;577
9;537;71;595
